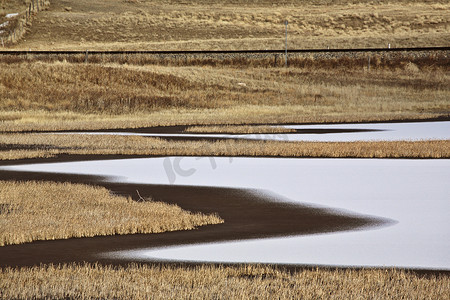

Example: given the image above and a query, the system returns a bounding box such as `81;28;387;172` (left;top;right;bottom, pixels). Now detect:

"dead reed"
0;181;222;246
185;125;296;134
1;133;449;160
0;263;448;299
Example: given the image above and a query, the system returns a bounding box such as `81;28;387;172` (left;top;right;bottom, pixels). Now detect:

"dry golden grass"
1;133;449;160
185;125;296;134
0;181;222;246
0;57;448;131
0;108;444;134
0;263;448;299
1;2;448;297
6;0;449;50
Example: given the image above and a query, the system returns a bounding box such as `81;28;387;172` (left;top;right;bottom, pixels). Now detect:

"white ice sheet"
3;157;449;269
59;121;450;142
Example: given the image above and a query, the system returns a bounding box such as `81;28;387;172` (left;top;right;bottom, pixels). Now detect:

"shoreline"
3;116;449;134
0;168;389;268
0;123;448;274
0;156;448;275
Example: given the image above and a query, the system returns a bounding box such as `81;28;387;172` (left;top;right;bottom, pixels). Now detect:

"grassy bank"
1;109;446;133
0;56;448;131
0;181;222;246
185;125;297;134
1;263;448;299
1;133;449;160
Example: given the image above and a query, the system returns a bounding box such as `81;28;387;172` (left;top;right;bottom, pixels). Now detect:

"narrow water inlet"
51;121;450;142
2;121;449;269
2;157;449;269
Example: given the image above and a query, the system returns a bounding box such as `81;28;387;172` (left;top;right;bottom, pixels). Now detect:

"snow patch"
5;13;19;19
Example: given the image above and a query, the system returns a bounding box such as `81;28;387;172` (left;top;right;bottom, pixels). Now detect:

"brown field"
0;263;448;299
2;0;449;50
1;133;449;160
0;180;222;246
0;54;448;131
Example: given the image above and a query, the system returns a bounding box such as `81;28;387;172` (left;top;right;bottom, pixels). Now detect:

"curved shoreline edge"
3;116;449;134
0;164;392;269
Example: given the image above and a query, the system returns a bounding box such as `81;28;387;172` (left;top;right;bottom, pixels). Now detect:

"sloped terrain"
3;0;449;50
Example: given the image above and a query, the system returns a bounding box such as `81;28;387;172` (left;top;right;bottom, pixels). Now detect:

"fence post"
368;56;371;71
85;50;89;63
285;20;288;68
29;3;32;16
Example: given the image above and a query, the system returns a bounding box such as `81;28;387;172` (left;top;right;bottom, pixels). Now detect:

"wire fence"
0;0;50;47
0;46;449;56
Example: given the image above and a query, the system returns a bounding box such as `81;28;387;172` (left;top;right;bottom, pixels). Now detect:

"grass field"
0;54;448;131
0;180;222;246
2;0;449;50
1;263;448;299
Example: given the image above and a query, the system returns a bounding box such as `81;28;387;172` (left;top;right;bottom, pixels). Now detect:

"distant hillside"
4;0;450;51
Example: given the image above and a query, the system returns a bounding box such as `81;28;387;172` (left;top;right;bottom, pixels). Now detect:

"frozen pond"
280;121;450;141
66;121;450;142
3;157;449;270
